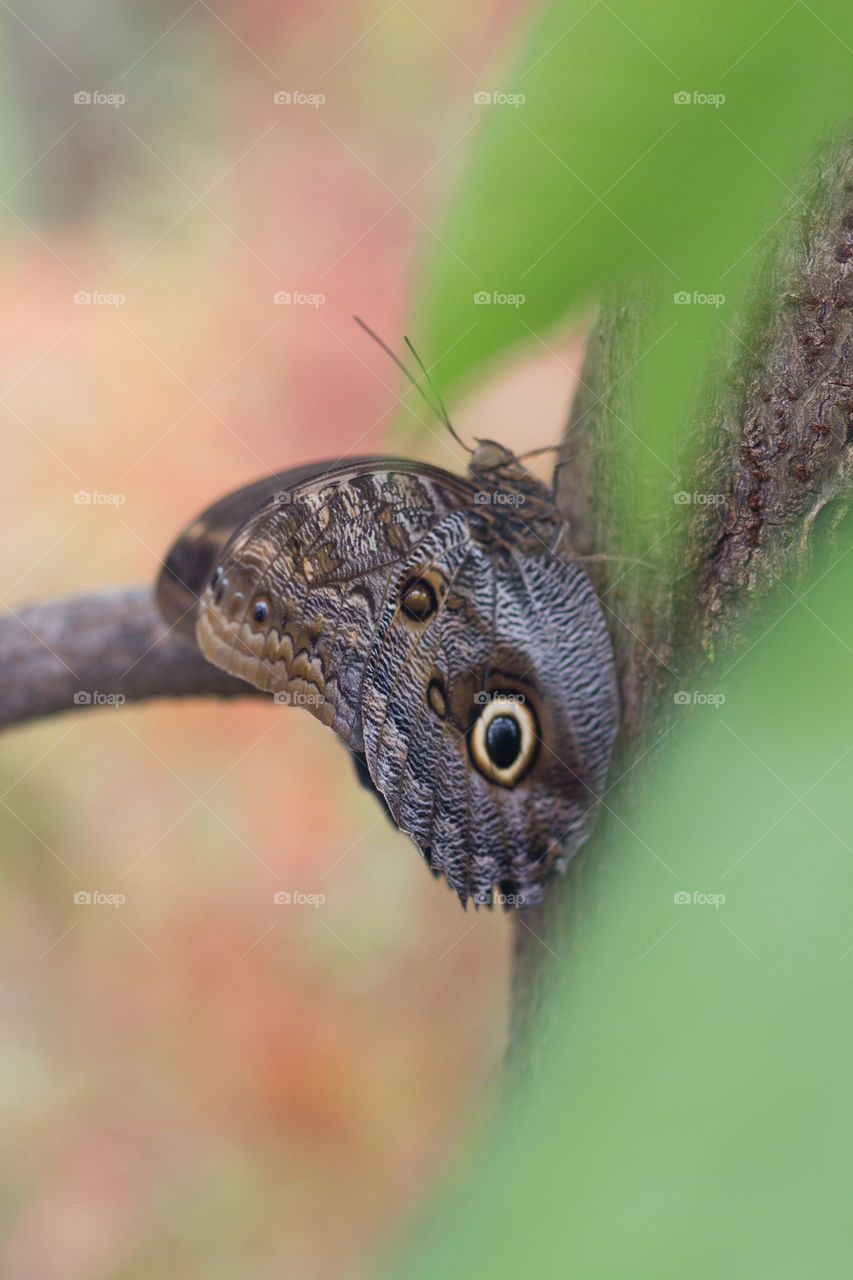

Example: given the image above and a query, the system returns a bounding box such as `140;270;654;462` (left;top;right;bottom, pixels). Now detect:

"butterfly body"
157;444;618;909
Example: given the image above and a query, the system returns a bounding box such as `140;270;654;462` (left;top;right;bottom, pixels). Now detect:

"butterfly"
156;324;618;909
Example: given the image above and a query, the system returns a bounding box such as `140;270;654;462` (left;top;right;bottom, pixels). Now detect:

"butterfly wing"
157;458;618;909
360;513;619;907
157;459;387;643
157;459;472;752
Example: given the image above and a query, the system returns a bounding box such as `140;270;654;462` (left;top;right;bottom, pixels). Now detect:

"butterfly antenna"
403;335;471;453
353;316;471;453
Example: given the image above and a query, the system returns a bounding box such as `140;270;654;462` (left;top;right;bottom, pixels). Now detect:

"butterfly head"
469;438;519;475
467;439;556;512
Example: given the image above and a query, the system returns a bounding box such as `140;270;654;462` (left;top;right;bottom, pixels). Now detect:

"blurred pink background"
0;3;585;1276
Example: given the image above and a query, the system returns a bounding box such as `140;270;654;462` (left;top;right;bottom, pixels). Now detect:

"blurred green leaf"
389;537;853;1279
396;4;853;1275
418;0;853;517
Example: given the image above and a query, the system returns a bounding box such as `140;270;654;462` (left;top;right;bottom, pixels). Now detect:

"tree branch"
509;137;853;1075
0;586;262;728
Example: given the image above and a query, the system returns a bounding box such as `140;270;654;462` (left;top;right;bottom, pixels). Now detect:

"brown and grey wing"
177;463;472;752
156;459;395;641
360;513;619;908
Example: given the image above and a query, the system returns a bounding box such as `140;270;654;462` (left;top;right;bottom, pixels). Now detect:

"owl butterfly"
156;326;618;910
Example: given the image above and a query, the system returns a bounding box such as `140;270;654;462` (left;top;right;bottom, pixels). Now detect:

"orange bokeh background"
0;4;585;1276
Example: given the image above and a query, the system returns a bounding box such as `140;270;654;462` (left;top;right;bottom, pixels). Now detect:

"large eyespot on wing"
468;694;539;787
360;520;619;908
181;462;472;751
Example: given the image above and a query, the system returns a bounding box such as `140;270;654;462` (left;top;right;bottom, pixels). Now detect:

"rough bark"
509;137;853;1075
